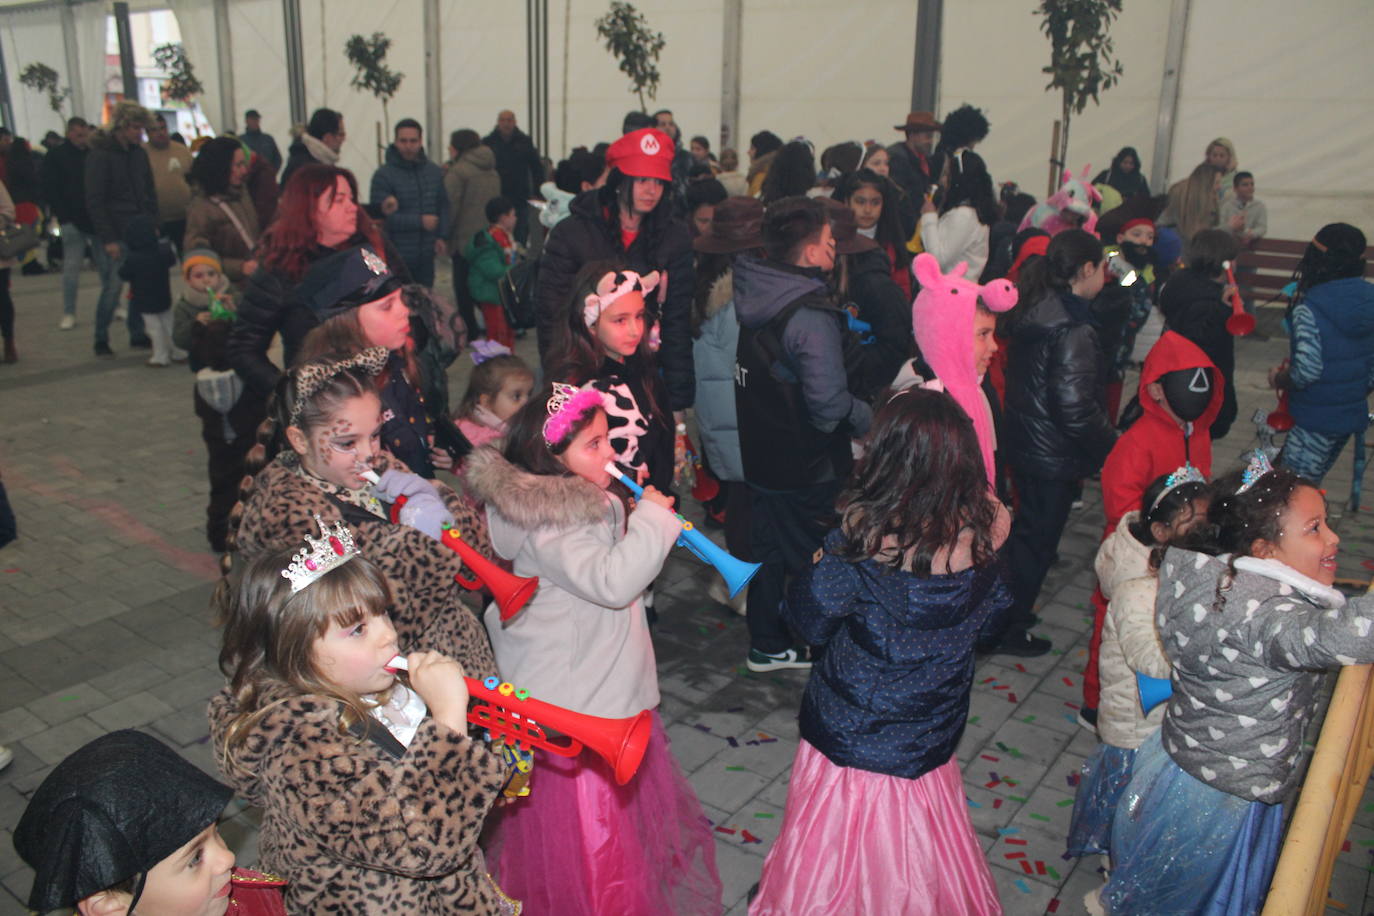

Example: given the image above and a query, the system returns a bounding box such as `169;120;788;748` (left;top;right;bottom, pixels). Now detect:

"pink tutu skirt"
751;741;1000;915
486;711;721;915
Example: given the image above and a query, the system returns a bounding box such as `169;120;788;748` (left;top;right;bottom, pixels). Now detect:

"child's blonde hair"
215;545;395;774
457;354;533;420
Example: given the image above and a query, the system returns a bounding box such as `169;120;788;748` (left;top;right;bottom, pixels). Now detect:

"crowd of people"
2;95;1374;916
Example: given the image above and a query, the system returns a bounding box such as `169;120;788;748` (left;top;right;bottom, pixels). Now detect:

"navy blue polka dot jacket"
787;529;1011;780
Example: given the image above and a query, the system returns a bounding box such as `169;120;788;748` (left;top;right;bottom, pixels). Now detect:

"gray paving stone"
21;716;108;765
25;682;113;726
88;691;177;731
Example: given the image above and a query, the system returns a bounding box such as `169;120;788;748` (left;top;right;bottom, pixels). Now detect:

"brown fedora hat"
894;111;943;133
693;196;766;254
819;197;879;255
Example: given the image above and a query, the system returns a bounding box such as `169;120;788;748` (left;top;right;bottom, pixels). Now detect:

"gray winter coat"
369;144;448;277
465;447;680;720
693;271;743;482
1157;547;1374;804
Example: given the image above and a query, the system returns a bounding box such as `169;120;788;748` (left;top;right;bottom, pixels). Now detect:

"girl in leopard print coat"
210;543;518;914
226;350;497;681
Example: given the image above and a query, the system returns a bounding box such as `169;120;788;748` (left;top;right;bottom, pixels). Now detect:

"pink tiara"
542;383;604;444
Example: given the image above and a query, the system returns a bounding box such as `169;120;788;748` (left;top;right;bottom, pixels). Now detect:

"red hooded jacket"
1100;330;1222;536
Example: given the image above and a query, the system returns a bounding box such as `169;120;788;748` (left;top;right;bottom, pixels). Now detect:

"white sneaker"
114;306;127;321
0;744;12;772
59;314;76;330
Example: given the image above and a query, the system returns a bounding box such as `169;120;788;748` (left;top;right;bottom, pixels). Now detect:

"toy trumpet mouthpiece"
604;461;625;479
358;467;381;485
384;655;408;672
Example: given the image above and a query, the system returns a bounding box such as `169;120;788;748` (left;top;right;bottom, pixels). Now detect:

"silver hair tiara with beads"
282;515;360;593
1236;450;1275;495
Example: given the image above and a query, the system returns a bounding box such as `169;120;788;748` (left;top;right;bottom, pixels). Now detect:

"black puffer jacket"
228;234;410;397
84;130;157;244
845;247;914;399
1004;290;1117;480
535;188;695;410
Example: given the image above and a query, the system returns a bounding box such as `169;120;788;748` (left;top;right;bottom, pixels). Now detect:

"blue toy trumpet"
604;462;760;598
1136;672;1173;715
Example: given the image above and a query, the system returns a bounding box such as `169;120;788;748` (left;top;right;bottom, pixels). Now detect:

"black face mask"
1120;241;1151;268
1160;367;1212;422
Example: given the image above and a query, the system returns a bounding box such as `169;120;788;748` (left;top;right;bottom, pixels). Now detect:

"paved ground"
2;265;1373;915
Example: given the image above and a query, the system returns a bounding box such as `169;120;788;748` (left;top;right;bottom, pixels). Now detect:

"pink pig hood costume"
910;252;1017;484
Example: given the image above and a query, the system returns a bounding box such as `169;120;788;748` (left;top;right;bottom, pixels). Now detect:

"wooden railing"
1262;662;1374;914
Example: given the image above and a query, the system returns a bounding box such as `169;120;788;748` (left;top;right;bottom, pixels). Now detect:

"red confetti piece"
1015;663;1027;672
715;826;736;835
984;780;1001;789
1064;701;1080;710
1035;860;1048;875
993;684;1010;690
980;754;1000;762
1019;860;1034;874
741;830;762;844
1005;837;1027;846
1004;851;1027;860
1007;693;1019;703
981;677;997;684
1062;677;1074;687
1343;839;1352;852
1048;899;1061;913
992;798;1003;809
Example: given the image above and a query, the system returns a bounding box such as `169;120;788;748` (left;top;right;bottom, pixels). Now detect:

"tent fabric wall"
1;5;74;142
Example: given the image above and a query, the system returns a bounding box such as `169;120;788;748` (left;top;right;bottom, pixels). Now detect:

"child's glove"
374;470;454;540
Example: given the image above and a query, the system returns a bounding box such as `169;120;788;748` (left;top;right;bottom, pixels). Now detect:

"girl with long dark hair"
227;163;404;398
999;229;1116;657
752;388;1007;915
759;140;817;204
836;167;912;298
919;149;998;279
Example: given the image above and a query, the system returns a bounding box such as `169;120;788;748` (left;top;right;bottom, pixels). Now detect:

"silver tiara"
282;515;360;593
1236;450;1275;495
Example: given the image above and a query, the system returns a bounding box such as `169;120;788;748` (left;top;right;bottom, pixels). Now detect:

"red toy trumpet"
385;656;651;785
387;494;539;622
1223;259;1255;336
1267;360;1295;432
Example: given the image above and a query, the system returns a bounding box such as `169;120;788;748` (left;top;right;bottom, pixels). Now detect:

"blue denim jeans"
92;240;135;347
60;222;91;318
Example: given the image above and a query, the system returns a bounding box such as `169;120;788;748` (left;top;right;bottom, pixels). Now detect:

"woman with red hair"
228;164;406;397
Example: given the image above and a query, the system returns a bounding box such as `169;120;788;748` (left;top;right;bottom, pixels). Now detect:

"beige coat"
444;145;502;253
144;141;193;222
184;188;261;283
1094;511;1171;749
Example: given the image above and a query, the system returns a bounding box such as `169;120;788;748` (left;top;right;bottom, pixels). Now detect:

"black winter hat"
297;244;403;319
13;729;233;912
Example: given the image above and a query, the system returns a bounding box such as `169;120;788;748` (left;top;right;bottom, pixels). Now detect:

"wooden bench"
1234;238;1374;307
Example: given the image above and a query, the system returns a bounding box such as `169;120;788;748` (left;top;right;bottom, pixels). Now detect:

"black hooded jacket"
535;188;696;410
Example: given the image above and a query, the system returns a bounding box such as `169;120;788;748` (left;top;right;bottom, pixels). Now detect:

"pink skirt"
751;741;1001;916
486;711;721;915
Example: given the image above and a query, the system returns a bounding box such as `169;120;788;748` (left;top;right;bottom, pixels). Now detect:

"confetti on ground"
693;724;712;734
1009;795;1028;803
981;754;1000;762
1005;851;1026;860
715;826;736;835
1014;663;1027;673
1029;813;1051;823
1035;860;1047;875
698;626;709;635
981;677;997;685
1015;878;1032;894
741;830;762;844
1063;713;1079;726
1005;837;1027;846
967;798;982;808
726;736;739;748
725;765;746;771
1056;798;1075;807
60;695;78;702
1022;715;1037;723
1008;693;1019;703
1064;701;1080;710
993;798;1003;809
1019;860;1034;874
1047;898;1061;912
997;826;1021;835
968;715;981;725
1046;865;1061;881
1342;839;1352;852
754;812;774;819
1062;677;1074;687
994;684;1010;691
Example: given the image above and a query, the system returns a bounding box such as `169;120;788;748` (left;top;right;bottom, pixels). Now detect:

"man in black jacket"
484;110;543;244
44;117;92;331
735;197;873;672
85;102;157;357
886;111;941;236
535;128;695;417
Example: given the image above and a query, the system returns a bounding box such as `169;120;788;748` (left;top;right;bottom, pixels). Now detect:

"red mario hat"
606;127;674;182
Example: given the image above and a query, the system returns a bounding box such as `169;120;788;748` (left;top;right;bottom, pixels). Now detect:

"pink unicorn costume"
1020;164;1103;237
910;252;1018;485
